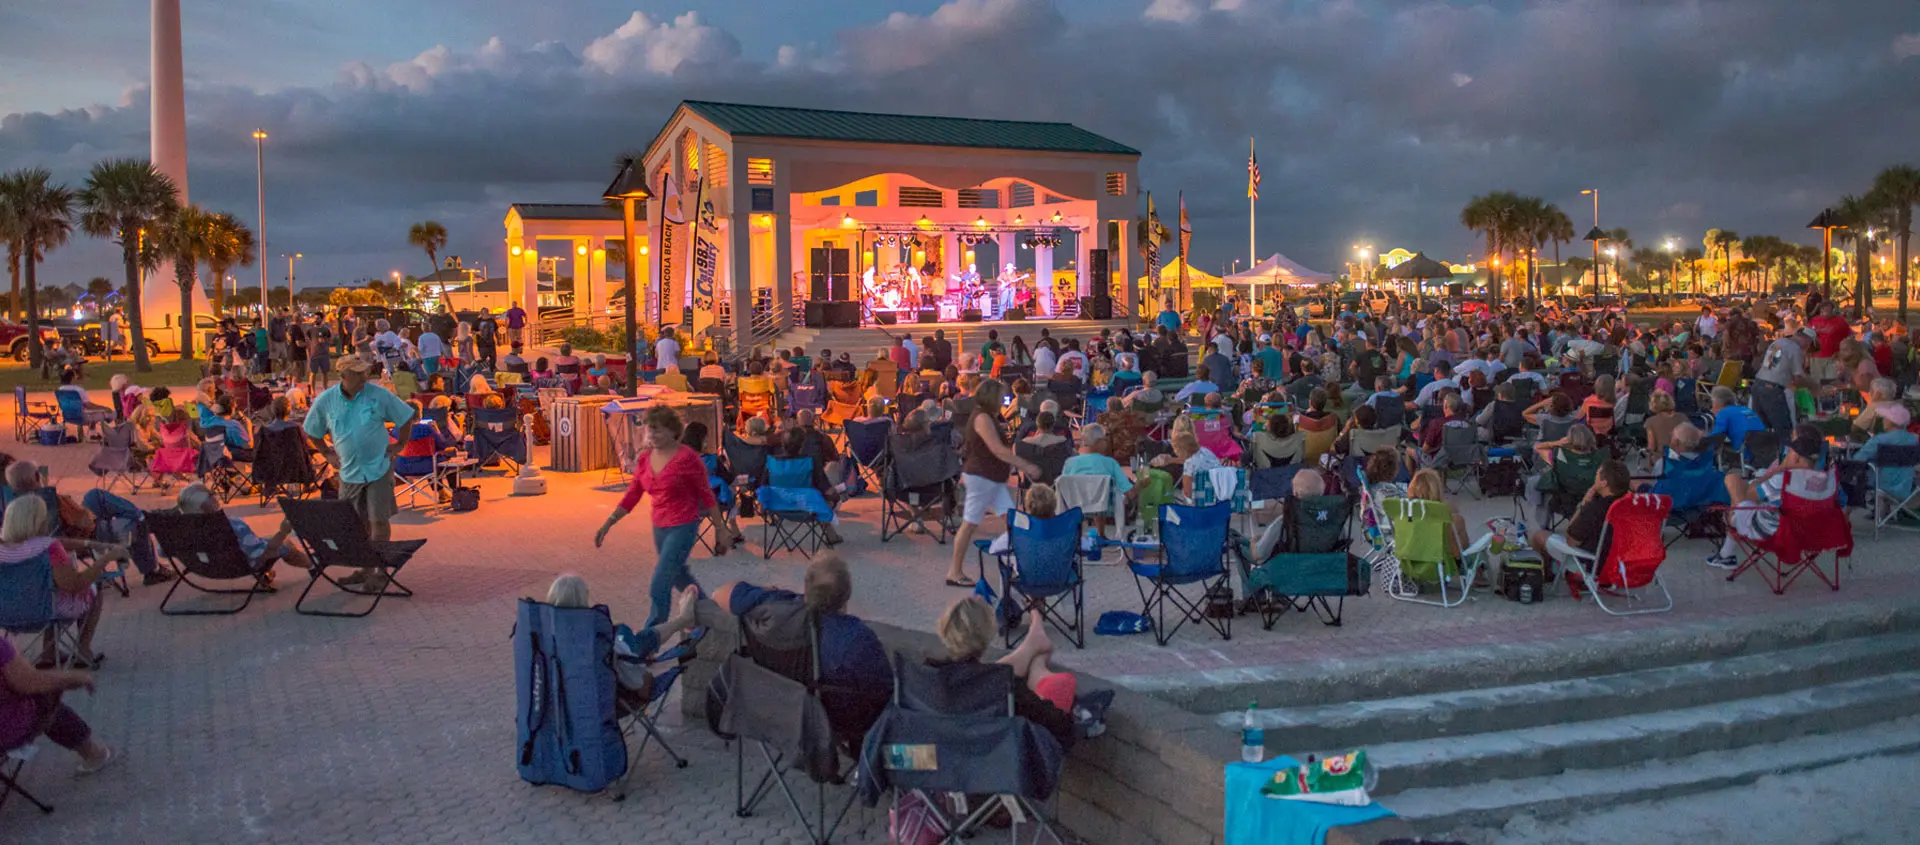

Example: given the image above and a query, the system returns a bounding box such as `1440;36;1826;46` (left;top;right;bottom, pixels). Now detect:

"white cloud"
1895;33;1920;60
1451;72;1473;87
582;11;742;76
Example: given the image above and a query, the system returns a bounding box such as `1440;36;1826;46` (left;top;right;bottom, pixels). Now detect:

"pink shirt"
616;446;717;529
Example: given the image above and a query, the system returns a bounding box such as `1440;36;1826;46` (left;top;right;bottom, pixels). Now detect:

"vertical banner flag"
690;176;719;336
1143;192;1162;307
1178;192;1193;311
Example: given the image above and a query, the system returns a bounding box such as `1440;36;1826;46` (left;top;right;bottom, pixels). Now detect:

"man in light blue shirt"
416;327;445;376
304;357;416;563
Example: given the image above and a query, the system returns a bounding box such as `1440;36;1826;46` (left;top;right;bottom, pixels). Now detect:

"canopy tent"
1223;252;1334;287
1134;258;1223;289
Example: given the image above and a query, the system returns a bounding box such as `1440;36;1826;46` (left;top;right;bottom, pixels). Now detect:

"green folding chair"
1382;498;1489;608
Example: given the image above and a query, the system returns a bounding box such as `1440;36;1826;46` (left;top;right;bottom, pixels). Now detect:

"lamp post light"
1807;208;1846;301
602;161;652;398
252;129;268;320
281;253;301;309
1665;239;1679;296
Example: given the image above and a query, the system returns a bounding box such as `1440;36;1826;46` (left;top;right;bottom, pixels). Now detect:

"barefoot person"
932;597;1077;746
946;378;1041;588
595;406;739;628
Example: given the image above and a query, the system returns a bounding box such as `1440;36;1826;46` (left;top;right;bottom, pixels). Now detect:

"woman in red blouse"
595;407;737;627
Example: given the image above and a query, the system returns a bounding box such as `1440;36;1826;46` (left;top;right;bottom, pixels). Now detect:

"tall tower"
147;0;209;331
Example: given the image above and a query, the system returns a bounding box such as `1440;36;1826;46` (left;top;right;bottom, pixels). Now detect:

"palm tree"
1835;194;1885;317
408;220;448;275
203;212;256;314
1741;235;1778;294
0;172;26;323
154;203;215;359
1682;247;1705;294
1869;165;1920;323
79;158;178;371
1707;230;1741;295
0;169;76;368
1460;191;1521;305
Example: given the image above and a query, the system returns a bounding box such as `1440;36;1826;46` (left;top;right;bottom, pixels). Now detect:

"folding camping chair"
194;433;247;503
279;497;426;617
1648;448;1730;545
468;405;527;472
514;598;631;798
13;385;56;442
1715;469;1853;594
1435;423;1485;495
880;430;957;543
147;509;277;615
1546;493;1674;615
1014;438;1073;488
856;655;1068;845
1526;447;1604;531
841;417;892;497
821;381;863;429
716;601;888;845
724;429;771;517
1248;494;1364;627
55;391;110;443
1127;502;1233;646
1192;410;1243;465
88;419;142;493
0;548;85;671
1382;498;1488;608
738;375;779;429
757;456;832;559
609;624;703;801
995;508;1087;649
251;424;320;505
1867;442;1920;537
1054;474;1117;540
787;383;825;417
694;451;739;556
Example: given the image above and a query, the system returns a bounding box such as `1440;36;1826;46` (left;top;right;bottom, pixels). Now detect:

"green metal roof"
508;203;629;221
678;101;1140;156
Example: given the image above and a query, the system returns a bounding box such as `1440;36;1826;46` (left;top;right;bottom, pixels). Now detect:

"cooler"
550;394;617;472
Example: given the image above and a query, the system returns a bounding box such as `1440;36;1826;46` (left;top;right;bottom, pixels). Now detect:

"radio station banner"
690;177;718;336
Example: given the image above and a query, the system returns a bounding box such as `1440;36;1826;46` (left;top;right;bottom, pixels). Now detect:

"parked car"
347;306;431;335
0;320;61;362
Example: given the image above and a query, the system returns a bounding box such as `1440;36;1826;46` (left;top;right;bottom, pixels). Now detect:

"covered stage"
625;100;1144;345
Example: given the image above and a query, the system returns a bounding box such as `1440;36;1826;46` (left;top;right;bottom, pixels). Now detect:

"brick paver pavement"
4;396;1916;841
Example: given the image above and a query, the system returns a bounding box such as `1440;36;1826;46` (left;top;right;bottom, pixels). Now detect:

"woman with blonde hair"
1855;376;1910;434
1406;467;1471;560
1170;429;1221;499
933;596;1076;746
0;495;131;668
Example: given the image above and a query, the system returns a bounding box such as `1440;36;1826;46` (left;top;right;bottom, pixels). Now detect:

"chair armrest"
1544;533;1594;563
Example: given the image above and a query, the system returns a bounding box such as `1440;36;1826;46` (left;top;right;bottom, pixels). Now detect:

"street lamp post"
1664;239;1679;297
602;162;652;398
253;129;267;320
282;253;301;308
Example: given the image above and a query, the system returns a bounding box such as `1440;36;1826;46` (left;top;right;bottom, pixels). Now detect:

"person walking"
454;319;476;366
945;378;1041;587
302;357;417;588
595;406;739;627
475;309;500;370
504;300;528;348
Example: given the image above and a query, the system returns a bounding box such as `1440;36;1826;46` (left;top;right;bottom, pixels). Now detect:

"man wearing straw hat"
304;356;418;586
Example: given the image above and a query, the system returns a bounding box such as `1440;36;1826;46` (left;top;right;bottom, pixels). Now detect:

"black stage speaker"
1080;296;1112;320
875;310;898;325
1004;308;1026;321
804;299;826;327
917;309;938;324
962;309;983;322
824;300;861;328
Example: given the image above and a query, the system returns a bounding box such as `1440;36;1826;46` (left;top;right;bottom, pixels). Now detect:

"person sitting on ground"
931;596;1077;747
0;495;131;669
1706;424;1829;570
0;630;116;776
174;483;311;587
1529;459;1629;561
547;575;701;707
713;553;892;693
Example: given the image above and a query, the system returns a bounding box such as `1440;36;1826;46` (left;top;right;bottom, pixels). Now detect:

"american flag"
1247;141;1261;200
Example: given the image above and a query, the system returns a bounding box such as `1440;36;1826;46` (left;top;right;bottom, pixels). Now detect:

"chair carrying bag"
514;598;627;792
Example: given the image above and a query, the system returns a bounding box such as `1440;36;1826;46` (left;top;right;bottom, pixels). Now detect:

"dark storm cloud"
3;0;1917;285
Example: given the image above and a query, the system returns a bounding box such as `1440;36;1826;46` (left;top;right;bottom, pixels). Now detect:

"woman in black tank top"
947;378;1040;587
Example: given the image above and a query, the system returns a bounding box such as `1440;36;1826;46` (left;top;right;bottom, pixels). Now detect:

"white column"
146;0;194;328
1077;227;1094;301
729;213;753;352
1035;243;1055;316
506;239;530;316
518;244;540;316
586;239;609;319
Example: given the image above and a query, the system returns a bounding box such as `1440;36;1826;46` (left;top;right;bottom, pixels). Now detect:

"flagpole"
1248;137;1257;311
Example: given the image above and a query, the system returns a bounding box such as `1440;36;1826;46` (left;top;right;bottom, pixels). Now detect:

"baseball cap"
336;356;375;375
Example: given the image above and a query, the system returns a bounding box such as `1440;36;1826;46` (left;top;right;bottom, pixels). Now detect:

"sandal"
75;744;117;777
944;577;977;588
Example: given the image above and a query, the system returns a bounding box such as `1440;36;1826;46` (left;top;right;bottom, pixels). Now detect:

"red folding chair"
1192;412;1243;465
1548;493;1673;615
1715;470;1852;595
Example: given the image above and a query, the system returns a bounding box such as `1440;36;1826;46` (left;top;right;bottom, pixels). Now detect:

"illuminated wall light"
842;215;855;227
510;245;523;256
639;246;649;256
593;248;605;258
576;244;589;256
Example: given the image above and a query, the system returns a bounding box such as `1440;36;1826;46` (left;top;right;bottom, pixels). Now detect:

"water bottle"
1240;702;1265;763
1083;526;1103;561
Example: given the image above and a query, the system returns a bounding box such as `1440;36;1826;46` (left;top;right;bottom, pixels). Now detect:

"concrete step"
1363;668;1920;795
1220;631;1920;751
1383;715;1920;833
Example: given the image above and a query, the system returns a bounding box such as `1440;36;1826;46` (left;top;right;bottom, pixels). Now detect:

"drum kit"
863;261;1041;320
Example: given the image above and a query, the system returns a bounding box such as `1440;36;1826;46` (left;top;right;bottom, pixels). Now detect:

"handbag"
449;485;480;512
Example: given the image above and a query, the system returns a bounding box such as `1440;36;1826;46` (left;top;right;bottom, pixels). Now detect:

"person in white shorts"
947;378;1040;588
1707;424;1828;570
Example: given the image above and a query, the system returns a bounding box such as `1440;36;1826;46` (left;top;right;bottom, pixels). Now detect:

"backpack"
514;599;627;793
1478;459;1524;498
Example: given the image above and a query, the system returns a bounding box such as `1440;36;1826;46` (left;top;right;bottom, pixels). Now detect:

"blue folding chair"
1128;502;1233;646
468;406;527;471
996;508;1086;649
787;383;825;416
0;549;84;670
55;391;107;443
842;418;892;497
757;456;832;559
13;385;55;441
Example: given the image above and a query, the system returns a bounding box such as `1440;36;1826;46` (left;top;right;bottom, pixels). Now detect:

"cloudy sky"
3;0;1917;288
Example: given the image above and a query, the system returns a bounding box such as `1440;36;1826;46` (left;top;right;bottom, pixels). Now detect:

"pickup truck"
0;320;60;362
